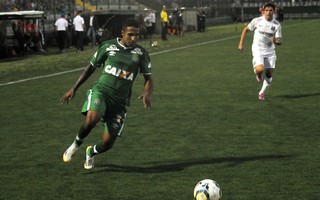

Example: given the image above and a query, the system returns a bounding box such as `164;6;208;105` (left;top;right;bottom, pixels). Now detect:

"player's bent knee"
255;65;264;74
102;132;116;148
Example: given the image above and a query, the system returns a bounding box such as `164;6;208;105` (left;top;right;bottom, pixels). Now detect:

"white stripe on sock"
93;145;99;154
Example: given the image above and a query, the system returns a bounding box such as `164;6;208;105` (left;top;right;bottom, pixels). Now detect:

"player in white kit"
238;3;282;100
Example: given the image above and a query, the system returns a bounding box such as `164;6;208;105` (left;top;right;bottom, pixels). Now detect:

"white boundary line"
150;35;239;56
0;35;238;87
0;68;85;87
1;19;317;87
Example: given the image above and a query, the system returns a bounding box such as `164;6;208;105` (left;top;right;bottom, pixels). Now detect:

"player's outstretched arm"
138;75;154;110
60;64;96;104
60;88;76;104
238;26;249;53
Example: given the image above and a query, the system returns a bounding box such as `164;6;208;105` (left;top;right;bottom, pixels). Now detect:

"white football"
193;179;222;200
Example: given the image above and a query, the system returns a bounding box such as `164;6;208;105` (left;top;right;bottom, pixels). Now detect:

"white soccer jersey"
248;16;282;55
73;15;85;31
55;17;68;31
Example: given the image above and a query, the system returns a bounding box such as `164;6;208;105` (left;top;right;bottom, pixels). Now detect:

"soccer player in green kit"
61;18;154;169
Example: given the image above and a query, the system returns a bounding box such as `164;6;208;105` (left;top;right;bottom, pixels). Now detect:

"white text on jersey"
105;65;134;81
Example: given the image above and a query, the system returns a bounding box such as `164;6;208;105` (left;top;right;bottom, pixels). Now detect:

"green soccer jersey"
90;38;152;106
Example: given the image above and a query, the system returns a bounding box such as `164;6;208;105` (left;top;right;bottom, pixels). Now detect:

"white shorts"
252;54;276;69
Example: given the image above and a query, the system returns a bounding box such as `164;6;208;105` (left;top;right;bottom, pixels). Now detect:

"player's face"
121;26;139;47
264;6;274;21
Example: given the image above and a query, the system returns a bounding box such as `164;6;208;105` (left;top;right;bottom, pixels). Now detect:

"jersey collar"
117;37;134;50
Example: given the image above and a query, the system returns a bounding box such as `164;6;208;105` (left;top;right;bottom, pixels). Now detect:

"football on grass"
193;179;222;200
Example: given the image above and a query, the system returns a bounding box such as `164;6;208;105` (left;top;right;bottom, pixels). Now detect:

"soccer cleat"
84;146;94;169
258;93;265;100
63;142;79;163
256;74;263;82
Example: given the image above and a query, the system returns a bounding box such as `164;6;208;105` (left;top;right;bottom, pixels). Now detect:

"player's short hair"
122;18;139;30
263;3;275;10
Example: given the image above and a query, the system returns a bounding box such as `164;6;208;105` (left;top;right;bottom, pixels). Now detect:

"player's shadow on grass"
276;92;320;99
84;154;297;174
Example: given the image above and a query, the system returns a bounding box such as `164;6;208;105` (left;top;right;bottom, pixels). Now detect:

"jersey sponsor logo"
104;65;134;81
132;55;139;62
131;48;143;62
258;30;274;38
106;45;120;52
131;48;143;55
106;45;119;56
109;51;116;56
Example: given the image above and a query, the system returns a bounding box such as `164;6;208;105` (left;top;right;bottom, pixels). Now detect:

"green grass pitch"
0;19;319;199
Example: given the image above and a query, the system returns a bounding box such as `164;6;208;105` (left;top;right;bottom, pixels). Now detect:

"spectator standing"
149;11;156;34
55;13;68;53
73;10;85;52
197;9;206;32
144;11;153;41
175;8;184;35
66;13;74;48
160;5;168;40
167;11;174;35
87;12;98;46
0;31;8;58
138;14;147;39
278;7;284;22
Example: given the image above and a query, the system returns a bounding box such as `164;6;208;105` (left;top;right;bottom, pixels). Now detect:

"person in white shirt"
144;11;153;42
238;3;282;100
73;10;85;51
149;11;156;34
55;13;68;53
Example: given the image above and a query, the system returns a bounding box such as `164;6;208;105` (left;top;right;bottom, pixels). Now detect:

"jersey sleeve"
90;43;108;68
139;49;152;75
248;18;257;31
275;24;282;38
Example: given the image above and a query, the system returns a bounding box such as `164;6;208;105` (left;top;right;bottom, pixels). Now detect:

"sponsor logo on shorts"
112;123;119;129
94;98;101;106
